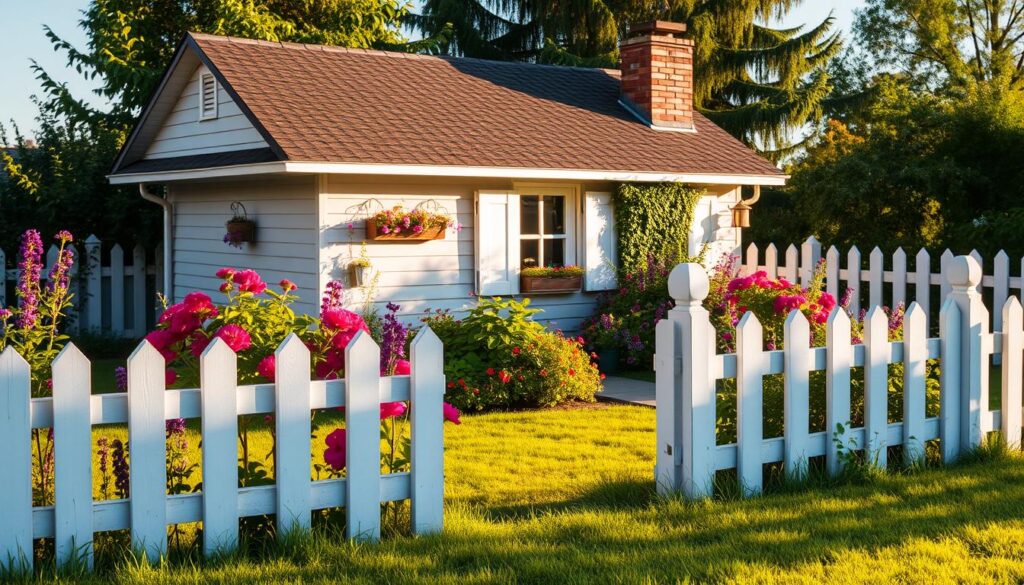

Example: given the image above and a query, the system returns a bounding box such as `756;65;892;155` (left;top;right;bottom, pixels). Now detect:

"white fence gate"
0;327;446;570
1;235;161;338
655;255;1022;498
740;237;1024;332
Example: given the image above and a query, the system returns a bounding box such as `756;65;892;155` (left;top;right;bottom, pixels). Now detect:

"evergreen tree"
411;0;842;151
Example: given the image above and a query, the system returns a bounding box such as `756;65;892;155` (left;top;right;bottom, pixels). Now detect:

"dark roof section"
112;32;783;179
116;148;279;175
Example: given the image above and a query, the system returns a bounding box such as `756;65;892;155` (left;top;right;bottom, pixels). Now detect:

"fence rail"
740;237;1023;332
0;327;446;570
1;235;162;338
656;255;1022;499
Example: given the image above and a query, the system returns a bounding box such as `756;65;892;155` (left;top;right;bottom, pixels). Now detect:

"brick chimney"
619;21;695;131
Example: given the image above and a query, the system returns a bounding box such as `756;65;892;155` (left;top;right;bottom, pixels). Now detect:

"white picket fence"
0;328;446;570
655;255;1022;498
0;235;161;338
740;237;1023;332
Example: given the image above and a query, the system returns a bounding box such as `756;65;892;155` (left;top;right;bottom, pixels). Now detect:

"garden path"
599;376;655;406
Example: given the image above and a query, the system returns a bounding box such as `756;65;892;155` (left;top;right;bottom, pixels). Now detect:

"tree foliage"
412;0;843;151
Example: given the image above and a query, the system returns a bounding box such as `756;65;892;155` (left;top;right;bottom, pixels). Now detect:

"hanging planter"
366;205;451;241
224;202;256;248
519;265;584;294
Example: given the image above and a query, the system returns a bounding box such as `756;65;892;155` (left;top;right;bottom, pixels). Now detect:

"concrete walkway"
598;375;656;406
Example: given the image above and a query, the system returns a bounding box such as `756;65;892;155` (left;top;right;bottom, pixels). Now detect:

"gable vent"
199;71;218;120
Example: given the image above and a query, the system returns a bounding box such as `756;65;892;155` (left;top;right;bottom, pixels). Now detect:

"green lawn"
20;403;1024;583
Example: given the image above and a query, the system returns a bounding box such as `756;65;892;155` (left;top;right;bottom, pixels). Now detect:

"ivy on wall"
614;183;705;273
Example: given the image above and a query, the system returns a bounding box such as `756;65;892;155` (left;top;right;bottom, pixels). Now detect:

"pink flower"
331;330;357;351
215;324;252;352
443;402;461;425
773;294;805;315
322;308;369;333
393;359;411;375
220;282;233;293
324;428;346;470
380;401;407;419
189;331;211;358
232;269;267;294
316;350;345;380
145;329;176;350
216;267;236;279
165;369;178;386
257;355;276;381
819;292;837;311
182;292;216;315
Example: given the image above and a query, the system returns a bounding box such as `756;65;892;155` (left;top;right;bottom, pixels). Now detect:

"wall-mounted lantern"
731;185;761;229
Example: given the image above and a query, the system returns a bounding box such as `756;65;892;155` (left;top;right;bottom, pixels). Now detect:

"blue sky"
0;0;866;140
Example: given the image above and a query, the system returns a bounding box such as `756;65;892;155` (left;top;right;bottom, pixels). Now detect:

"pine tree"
411;0;842;151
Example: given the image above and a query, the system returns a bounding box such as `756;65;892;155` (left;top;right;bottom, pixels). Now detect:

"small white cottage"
109;21;785;331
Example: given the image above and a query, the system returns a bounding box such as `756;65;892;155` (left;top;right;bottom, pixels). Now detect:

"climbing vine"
614;183;704;273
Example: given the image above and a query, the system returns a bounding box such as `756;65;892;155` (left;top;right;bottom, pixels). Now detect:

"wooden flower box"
366;218;446;241
520;275;582;294
225;219;257;244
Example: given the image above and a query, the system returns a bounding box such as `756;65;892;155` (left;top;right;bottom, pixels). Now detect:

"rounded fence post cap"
668;263;709;304
947;255;981;288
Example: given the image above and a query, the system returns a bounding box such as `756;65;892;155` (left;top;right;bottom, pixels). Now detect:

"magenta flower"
257;355;276;381
215;324;252;352
279;279;297;292
15;229;43;328
165;368;178;386
443;402;461;425
393;359;411;375
216;267;236;280
322;308;368;333
232;269;267;294
380;401;407;419
321;280;345;314
189;331;211;358
324;428;347;470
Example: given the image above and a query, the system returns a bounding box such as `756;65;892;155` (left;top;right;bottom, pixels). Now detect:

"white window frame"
198;70;219;121
513;183;577;270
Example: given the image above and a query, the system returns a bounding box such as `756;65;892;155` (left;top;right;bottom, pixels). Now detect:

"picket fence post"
825;308;852;476
902;303;927;465
128;340;169;563
345;331;382;542
0;246;6;307
663;263;715;498
84;235;102;332
939;298;962;462
654;317;682;494
783;311;811;478
53;344;94;569
410;326;445;534
915;248;931;325
1001;297;1023;449
863;307;889;469
0;348;32;571
132;245;147;336
947;255;989;450
110;244;125;333
200;339;239;555
275;334;312;536
799;236;821;287
825;246;840;301
846;247;861;317
735;312;765;495
892;248;907;309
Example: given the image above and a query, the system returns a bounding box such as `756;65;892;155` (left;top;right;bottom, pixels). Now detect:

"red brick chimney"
619;21;695;131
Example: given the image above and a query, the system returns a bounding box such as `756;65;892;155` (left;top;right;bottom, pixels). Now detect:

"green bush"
422;297;602;411
614;183;703;273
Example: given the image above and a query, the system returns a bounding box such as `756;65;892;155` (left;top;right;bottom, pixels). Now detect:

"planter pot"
519;275;583;294
350;264;372;287
596;348;620;374
225;219;256;244
366;218;446;241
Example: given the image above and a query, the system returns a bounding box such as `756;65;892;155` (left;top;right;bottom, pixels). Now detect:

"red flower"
324;428;346;470
486;367;495;376
380;401;407;419
568;368;576;377
165;368;178;386
219;282;232;293
322;308;369;333
498;370;512;384
232;269;267;294
189;331;211;358
216;267;236;279
257;355;276;381
394;359;411;375
279;279;297;292
512;347;521;356
447;382;456;389
331;330;357;351
316;349;345;380
599;373;606;380
457;378;466;387
215;324;252;352
182;292;216;316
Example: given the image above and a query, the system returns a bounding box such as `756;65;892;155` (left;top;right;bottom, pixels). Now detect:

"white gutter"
139;184;173;298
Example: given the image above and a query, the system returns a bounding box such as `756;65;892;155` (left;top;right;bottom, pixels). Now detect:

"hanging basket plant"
224;202;256;248
366;205;451;241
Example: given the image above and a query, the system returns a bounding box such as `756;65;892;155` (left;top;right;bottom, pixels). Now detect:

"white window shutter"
584;191;617;291
475;191;520;296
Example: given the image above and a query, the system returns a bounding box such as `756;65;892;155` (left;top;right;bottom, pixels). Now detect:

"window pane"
543;239;565;267
521;240;540;268
543;196;566;235
521;195;539;234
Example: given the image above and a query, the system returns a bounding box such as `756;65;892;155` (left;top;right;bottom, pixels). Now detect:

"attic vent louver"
199;71;218;121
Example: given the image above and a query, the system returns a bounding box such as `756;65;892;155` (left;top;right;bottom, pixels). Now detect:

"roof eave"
108;160;787;186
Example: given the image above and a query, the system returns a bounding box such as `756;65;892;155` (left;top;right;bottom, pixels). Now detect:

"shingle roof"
154;33;784;178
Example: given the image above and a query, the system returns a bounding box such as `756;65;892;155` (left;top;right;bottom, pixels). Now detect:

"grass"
18;402;1024;583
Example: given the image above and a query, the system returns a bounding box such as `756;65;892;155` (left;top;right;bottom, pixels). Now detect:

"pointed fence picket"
1;235;160;338
0;329;447;571
656;255;1024;499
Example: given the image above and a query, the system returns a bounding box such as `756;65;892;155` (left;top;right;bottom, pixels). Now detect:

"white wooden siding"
691;186;741;264
145;66;267;160
170;177;318;314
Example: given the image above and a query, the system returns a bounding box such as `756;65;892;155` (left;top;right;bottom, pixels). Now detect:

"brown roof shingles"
190;33;783;178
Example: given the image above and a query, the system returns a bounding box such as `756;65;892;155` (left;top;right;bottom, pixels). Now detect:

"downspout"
139;184;173;299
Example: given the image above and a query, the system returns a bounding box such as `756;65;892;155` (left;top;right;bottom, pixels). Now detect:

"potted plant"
224;201;256;248
582;313;622;374
349;242;373;287
367;205;451;241
520;265;584;294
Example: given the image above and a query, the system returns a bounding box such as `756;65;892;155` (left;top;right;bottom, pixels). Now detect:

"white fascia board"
281;161;789;186
109;160;788;186
107;161;288;184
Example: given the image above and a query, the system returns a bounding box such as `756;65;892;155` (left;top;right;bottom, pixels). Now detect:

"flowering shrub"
422;297;602;411
520;265;584;278
370;205;452;236
581;255;674;368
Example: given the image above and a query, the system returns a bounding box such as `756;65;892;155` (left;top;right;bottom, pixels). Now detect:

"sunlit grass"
18;403;1024;583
